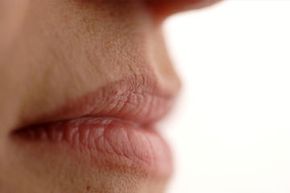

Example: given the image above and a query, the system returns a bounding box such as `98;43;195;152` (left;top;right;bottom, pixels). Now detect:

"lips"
13;74;177;178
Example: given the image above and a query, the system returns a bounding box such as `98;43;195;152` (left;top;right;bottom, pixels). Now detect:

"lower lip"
14;117;173;177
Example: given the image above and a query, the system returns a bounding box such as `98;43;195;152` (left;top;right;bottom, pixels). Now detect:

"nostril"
146;0;223;19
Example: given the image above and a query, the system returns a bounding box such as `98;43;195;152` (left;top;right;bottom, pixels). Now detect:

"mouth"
12;74;177;178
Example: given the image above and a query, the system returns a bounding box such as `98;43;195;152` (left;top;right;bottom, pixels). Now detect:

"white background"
162;1;290;193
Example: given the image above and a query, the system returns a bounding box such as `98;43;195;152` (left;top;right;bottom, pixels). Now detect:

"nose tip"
146;0;223;19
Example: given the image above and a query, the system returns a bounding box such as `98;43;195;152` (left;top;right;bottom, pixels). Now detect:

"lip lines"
20;74;176;129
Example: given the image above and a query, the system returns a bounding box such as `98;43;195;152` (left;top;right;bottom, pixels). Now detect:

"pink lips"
14;75;177;177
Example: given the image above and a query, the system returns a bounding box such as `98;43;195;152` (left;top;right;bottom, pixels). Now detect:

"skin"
0;1;221;193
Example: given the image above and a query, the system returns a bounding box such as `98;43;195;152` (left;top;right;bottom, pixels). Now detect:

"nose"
146;0;222;19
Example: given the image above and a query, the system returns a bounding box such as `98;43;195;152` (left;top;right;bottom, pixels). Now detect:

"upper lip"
22;73;178;128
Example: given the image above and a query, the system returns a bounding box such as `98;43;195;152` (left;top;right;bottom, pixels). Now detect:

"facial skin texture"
0;1;220;193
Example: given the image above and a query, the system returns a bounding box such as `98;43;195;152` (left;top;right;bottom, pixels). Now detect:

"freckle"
86;185;91;191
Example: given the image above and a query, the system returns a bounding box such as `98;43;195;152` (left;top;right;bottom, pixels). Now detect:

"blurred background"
161;1;290;193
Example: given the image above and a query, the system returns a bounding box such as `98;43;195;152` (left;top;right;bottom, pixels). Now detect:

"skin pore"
0;1;220;193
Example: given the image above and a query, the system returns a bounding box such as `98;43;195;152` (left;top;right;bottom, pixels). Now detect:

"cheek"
0;0;29;52
0;0;30;138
